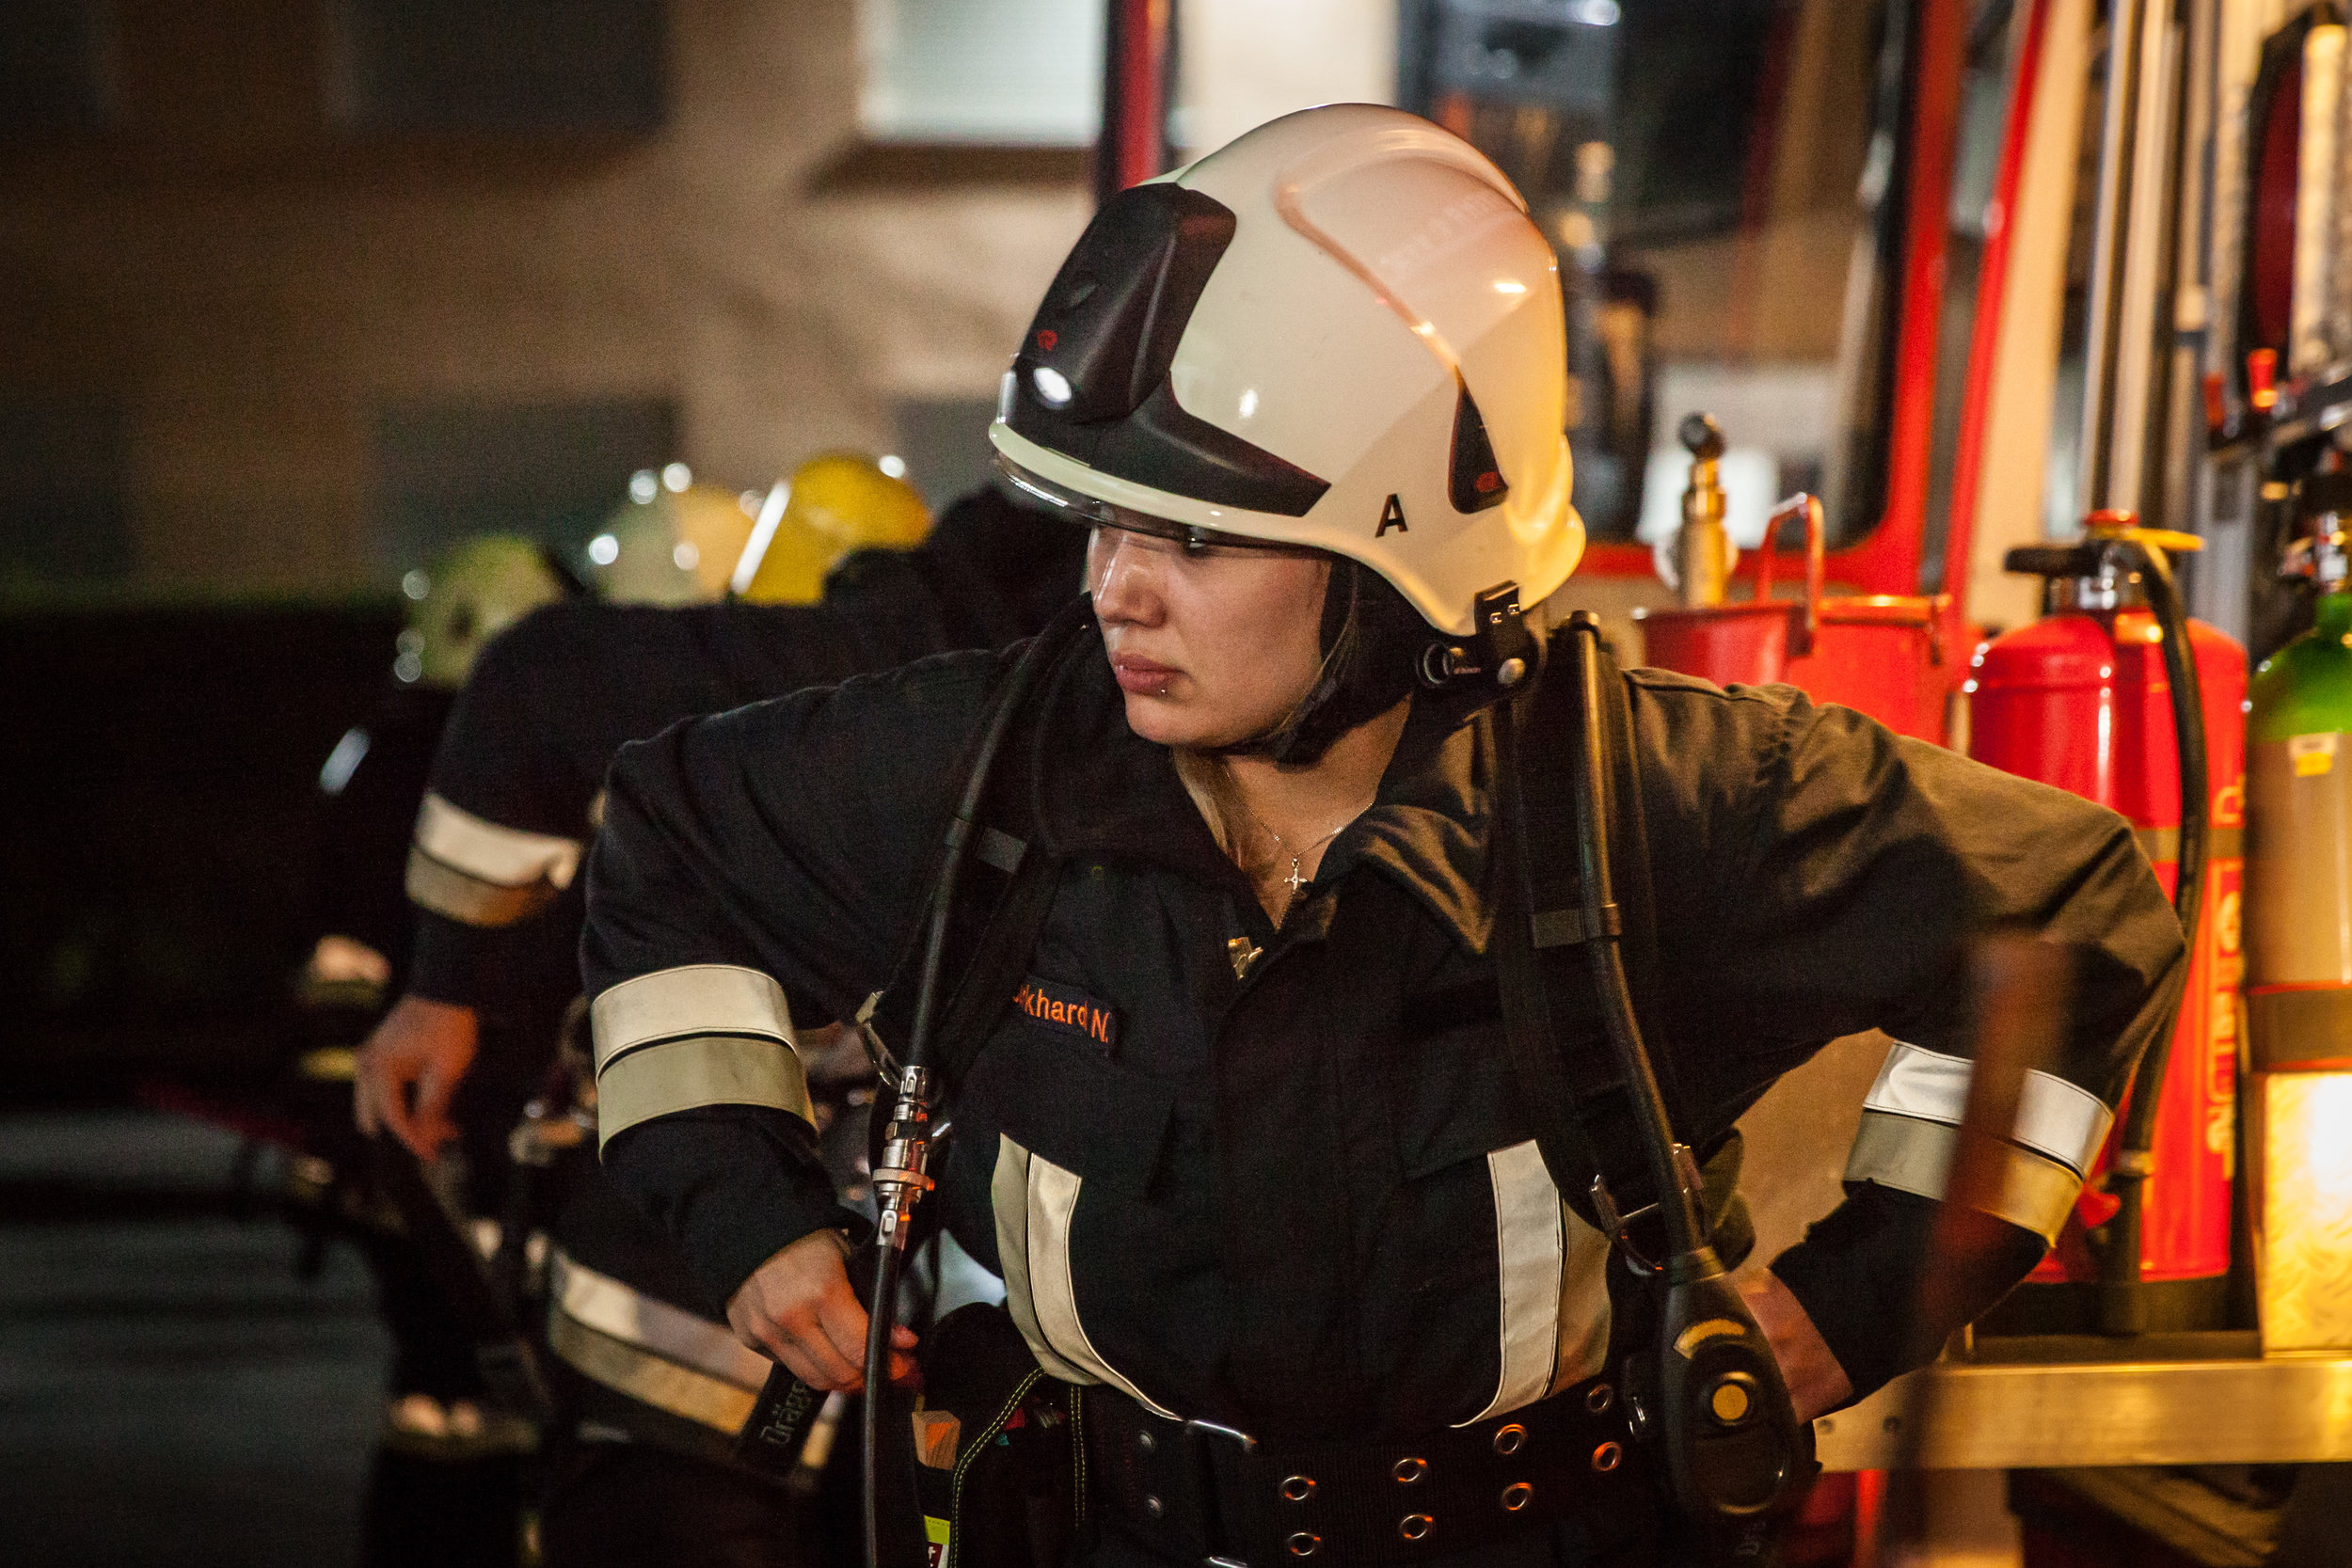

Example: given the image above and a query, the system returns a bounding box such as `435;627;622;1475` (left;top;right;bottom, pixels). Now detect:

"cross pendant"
1283;856;1307;895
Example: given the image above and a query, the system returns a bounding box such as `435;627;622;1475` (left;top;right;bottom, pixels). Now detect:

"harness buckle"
1181;1416;1260;1568
1589;1144;1705;1276
851;990;903;1086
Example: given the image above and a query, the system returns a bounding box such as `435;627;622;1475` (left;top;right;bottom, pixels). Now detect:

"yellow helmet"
398;534;570;689
736;453;932;604
584;471;758;605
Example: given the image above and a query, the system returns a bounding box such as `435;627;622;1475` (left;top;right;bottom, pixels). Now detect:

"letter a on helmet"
989;103;1581;637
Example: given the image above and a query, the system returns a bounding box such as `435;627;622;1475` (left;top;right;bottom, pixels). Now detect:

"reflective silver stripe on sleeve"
405;847;559;927
595;1037;813;1147
414;791;583;889
545;1308;759;1433
406;792;583;926
588;965;811;1147
1864;1041;2115;1175
549;1247;770;1390
992;1134;1174;1417
2134;823;2244;865
1843;1112;2087;1243
591;964;796;1070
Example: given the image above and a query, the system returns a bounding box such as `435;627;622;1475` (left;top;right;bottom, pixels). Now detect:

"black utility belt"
1079;1378;1644;1566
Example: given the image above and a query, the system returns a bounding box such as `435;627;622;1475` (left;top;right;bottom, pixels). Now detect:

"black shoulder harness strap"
857;612;1087;1091
861;833;1064;1089
1490;624;1689;1239
931;846;1066;1085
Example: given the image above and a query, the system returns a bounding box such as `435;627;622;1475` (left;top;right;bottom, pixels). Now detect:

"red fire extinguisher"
1966;514;2245;1334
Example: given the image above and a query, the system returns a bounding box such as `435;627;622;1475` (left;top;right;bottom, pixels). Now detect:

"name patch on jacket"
1011;975;1119;1052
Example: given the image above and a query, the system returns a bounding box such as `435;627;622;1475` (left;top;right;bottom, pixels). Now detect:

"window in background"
890;396;1005;509
325;0;666;134
368;399;677;579
1913;2;2029;595
1173;0;1396;157
0;399;133;588
858;0;1103;145
1400;0;1898;549
0;0;119;135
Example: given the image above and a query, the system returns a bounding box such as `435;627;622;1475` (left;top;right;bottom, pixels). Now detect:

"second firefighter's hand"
353;993;480;1160
728;1228;918;1393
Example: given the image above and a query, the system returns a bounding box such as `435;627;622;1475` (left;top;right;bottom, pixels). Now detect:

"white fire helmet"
988;103;1581;638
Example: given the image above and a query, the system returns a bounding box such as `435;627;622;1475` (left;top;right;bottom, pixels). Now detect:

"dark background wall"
0;0;1092;599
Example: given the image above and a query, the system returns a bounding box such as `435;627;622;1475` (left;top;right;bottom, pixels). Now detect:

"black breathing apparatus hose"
1562;618;1714;1260
1489;610;1807;1540
860;597;1095;1568
1490;614;1710;1260
2097;538;2208;1335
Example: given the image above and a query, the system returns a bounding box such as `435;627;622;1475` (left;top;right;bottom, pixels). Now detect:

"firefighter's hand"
354;994;480;1161
728;1229;918;1393
1738;1268;1852;1422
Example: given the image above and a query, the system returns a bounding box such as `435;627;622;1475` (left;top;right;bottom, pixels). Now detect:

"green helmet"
397;534;570;689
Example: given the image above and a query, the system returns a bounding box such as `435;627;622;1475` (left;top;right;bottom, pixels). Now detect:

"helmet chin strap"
1210;560;1427;768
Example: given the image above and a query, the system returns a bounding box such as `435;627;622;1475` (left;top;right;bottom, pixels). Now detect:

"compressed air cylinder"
2246;545;2352;1352
2247;582;2352;1056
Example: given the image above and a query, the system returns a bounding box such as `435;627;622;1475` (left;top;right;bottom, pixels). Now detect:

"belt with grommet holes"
1078;1378;1639;1565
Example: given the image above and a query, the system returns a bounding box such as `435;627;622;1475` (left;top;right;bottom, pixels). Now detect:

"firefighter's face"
1087;525;1331;749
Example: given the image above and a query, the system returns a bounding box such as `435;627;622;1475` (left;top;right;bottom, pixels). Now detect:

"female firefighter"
581;107;2185;1566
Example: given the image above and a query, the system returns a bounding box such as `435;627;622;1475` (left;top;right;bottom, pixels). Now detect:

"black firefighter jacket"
584;622;2185;1441
389;488;1085;1451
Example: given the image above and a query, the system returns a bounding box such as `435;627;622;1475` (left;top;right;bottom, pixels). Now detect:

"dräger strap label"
1011;975;1119;1052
